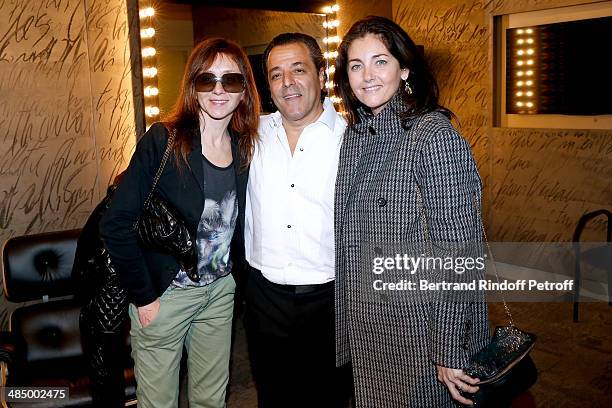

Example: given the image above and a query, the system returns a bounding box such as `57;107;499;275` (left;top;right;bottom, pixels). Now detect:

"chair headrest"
2;229;81;302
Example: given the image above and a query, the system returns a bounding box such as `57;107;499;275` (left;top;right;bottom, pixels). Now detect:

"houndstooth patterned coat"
335;93;489;408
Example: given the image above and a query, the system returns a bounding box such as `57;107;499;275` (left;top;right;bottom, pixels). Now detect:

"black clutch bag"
461;326;537;407
134;129;199;282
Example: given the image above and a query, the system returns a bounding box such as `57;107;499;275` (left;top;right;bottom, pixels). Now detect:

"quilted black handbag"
75;184;130;408
134;129;199;282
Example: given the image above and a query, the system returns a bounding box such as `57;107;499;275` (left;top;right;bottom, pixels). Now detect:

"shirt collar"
269;97;339;133
317;97;339;131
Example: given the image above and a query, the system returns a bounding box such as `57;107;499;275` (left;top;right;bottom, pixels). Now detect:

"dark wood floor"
223;302;612;408
490;302;612;408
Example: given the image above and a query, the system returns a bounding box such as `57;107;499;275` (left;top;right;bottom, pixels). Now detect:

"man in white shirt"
244;33;349;408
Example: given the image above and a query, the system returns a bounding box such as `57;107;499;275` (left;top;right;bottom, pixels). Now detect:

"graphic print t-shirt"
172;155;238;287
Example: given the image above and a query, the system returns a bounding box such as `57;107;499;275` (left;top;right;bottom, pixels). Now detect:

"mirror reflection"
155;2;326;115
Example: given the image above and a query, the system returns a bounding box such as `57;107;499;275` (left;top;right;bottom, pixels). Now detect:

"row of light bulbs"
513;27;536;111
322;4;342;108
139;5;159;124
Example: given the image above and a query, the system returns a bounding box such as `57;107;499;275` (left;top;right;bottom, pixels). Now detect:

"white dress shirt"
245;98;347;285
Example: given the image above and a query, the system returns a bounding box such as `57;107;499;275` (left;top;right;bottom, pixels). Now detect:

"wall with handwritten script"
0;0;138;325
392;0;611;242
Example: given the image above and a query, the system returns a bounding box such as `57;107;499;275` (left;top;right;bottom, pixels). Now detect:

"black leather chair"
0;229;136;407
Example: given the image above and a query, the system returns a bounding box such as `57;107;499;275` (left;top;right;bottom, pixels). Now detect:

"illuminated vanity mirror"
139;1;334;128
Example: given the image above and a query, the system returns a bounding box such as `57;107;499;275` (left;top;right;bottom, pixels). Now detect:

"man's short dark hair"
262;33;327;102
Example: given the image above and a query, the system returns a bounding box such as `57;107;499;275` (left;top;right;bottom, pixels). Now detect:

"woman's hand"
436;365;480;406
137;298;160;328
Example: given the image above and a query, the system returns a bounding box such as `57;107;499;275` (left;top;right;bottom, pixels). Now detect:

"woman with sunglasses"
100;38;260;407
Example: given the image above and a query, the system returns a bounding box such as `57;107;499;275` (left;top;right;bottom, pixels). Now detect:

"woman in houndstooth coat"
333;16;490;407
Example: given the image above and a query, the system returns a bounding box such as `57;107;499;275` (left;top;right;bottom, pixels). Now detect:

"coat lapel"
336;123;368;243
345;125;369;204
230;130;248;235
339;94;415;239
187;130;205;196
344;107;375;204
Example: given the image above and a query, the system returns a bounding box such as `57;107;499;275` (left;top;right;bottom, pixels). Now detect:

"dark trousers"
244;265;352;408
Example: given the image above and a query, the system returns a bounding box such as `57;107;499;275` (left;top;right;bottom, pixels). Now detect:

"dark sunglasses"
195;72;246;93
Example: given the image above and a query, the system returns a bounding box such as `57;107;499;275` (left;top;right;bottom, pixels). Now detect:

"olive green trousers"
128;274;235;408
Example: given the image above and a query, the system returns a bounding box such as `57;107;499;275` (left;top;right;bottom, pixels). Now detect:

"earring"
404;79;413;95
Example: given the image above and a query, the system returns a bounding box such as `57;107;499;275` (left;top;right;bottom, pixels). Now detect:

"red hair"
163;38;260;171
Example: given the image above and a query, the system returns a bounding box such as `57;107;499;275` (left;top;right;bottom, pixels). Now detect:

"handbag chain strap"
142;129;176;209
414;182;515;327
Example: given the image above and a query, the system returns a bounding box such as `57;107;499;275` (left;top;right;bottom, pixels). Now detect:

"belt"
279;281;334;295
249;265;334;294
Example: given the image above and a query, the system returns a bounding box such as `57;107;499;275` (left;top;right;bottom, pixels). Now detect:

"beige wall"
393;0;611;242
0;0;138;325
338;0;393;35
192;7;326;53
156;3;194;117
191;1;393;52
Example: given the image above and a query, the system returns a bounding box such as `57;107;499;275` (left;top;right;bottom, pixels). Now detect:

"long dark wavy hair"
163;38;260;171
334;16;453;126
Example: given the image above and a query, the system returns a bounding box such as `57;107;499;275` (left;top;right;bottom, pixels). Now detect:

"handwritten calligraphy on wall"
491;128;612;241
393;0;612;242
0;0;137;325
0;0;136;242
85;0;138;196
394;0;490;180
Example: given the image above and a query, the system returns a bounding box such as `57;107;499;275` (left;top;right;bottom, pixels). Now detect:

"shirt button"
299;147;304;151
368;126;376;135
287;225;292;228
377;197;387;207
290;183;295;188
